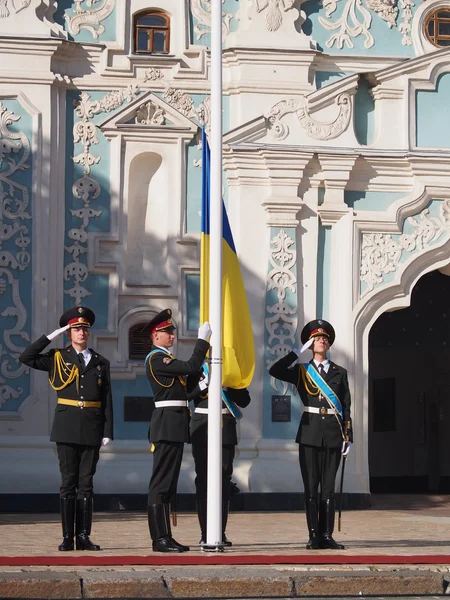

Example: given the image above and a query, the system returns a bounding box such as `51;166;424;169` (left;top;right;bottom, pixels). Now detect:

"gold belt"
58;398;101;409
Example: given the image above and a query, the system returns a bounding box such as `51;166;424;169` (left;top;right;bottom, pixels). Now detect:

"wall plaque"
271;395;291;422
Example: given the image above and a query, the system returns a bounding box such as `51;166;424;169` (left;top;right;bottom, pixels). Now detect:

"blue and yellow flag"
200;128;255;389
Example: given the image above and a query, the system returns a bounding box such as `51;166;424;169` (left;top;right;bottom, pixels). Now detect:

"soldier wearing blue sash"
269;319;352;550
19;306;113;552
188;365;251;547
145;308;211;553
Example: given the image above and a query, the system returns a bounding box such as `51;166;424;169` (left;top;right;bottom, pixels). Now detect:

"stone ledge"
82;571;170;599
0;571;82;599
293;570;444;597
0;568;445;598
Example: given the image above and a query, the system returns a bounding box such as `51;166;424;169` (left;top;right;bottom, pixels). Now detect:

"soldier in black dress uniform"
269;319;352;550
188;371;251;547
145;309;211;553
19;306;113;551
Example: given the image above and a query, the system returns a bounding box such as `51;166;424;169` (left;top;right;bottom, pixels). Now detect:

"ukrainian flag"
200;128;255;389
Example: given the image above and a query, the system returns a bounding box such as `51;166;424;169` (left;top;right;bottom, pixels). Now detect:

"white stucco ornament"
65;0;115;39
190;0;233;40
0;0;30;18
266;229;298;395
0;102;32;404
266;93;351;141
360;201;450;297
318;0;413;48
254;0;296;32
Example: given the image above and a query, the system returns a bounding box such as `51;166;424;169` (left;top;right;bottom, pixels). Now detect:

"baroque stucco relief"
0;102;31;406
360;200;450;298
65;0;114;39
317;0;413;48
266;229;298;395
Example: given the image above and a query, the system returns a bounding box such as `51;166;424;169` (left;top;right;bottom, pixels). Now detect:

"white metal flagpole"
205;0;223;551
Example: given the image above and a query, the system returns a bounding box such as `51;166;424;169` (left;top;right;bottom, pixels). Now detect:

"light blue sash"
145;348;186;387
202;363;242;420
145;347;170;365
303;363;343;418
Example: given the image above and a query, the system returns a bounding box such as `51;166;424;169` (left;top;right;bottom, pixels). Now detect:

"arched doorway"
369;269;450;493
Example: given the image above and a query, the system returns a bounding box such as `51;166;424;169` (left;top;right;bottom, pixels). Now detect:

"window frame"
134;10;170;55
425;8;450;47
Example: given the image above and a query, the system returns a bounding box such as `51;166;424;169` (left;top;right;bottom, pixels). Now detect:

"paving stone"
293;570;444;596
81;571;171;598
0;571;81;599
165;567;294;598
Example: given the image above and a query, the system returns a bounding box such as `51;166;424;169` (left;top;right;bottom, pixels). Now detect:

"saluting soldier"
188;365;251;547
269;319;352;550
19;307;113;551
145;309;211;553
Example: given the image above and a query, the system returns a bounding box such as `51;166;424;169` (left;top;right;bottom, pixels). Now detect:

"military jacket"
19;335;113;446
269;352;352;448
146;339;209;444
189;386;251;446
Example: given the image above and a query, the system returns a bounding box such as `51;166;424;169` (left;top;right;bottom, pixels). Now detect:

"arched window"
129;322;152;360
425;8;450;47
134;10;170;54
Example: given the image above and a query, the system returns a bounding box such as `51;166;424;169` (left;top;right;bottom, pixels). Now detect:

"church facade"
1;0;450;505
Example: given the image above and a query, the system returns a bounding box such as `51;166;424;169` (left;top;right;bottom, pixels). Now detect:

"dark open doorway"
369;269;450;493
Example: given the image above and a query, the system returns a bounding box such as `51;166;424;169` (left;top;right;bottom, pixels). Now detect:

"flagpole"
205;0;223;551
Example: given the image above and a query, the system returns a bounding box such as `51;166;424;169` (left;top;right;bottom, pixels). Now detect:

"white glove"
102;437;110;446
342;441;352;456
46;324;70;341
198;321;212;341
199;378;209;391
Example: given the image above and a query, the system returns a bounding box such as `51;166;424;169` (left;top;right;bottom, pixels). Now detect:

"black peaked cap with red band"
300;319;335;346
148;308;176;335
59;306;95;329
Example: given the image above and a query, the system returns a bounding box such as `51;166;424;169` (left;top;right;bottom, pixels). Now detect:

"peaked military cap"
59;306;95;329
301;319;335;346
148;308;175;335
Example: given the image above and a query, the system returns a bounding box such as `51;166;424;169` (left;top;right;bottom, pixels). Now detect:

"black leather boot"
75;496;100;551
163;503;190;551
304;496;321;550
58;496;75;551
197;497;207;545
319;498;344;549
222;497;232;547
148;504;185;552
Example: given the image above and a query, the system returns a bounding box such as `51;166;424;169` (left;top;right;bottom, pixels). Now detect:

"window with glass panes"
426;9;450;47
134;11;170;54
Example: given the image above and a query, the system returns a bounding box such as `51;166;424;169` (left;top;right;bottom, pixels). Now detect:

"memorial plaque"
271;395;291;422
124;396;154;422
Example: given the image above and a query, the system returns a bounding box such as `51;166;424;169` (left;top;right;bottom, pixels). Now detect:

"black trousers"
192;438;235;500
56;442;100;498
148;441;184;505
299;443;341;500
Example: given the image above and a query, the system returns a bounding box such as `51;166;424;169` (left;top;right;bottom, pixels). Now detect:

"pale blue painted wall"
416;72;450;149
0;100;33;413
354;76;375;146
303;0;415;56
316;71;348;89
345;190;404;210
111;376;152;440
